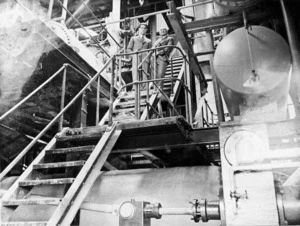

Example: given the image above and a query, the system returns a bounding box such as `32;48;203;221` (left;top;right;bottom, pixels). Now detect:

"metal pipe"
54;0;110;58
81;202;119;214
59;66;67;131
0;65;66;122
0;57;113;181
159;208;194;216
109;57;115;126
96;76;100;125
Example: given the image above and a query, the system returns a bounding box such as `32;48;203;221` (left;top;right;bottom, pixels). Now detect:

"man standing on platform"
127;23;151;91
154;27;174;90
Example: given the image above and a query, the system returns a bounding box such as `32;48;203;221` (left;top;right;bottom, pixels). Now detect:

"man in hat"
154;27;174;90
127;23;151;91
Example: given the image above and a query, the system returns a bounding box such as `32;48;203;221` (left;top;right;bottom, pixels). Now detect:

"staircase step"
19;178;75;186
170;57;183;62
116;101;147;109
45;145;95;155
165;69;181;75
57;132;102;143
114;106;146;113
119;90;154;100
2;198;61;206
167;68;181;73
113;114;136;121
166;65;182;70
33;161;85;169
1;222;48;226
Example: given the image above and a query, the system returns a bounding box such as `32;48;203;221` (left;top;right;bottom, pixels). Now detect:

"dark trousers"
132;54;150;91
156;58;168;90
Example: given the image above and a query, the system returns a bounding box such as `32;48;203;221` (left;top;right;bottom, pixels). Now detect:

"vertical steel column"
137;60;141;119
61;0;69;23
109;57;115;126
280;0;300;116
134;54;139;119
96;76;100;125
59;66;67;131
211;60;225;123
118;56;122;88
183;55;192;124
154;49;157;90
47;0;54;19
207;29;225;123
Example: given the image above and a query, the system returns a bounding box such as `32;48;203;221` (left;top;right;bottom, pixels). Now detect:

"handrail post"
59;66;67;131
118;56;122;88
170;57;174;95
0;57;113;181
134;53;139;119
109;56;115;126
96;76;100;125
205;99;209;127
137;60;141;119
183;56;190;124
154;49;157;90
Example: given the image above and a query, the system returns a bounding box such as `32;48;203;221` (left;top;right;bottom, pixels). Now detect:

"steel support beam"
185;11;270;34
166;1;207;95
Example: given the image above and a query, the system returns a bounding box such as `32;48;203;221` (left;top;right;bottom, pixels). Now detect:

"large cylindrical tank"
213;26;292;119
80;166;221;226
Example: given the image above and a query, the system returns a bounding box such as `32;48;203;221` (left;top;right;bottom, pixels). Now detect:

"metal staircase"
1;124;121;226
99;56;186;125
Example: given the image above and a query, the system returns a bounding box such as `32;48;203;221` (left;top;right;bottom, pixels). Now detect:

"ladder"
1;124;122;226
99;57;185;125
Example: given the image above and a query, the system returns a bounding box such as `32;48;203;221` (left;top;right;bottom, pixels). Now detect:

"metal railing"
109;44;193;124
46;0;122;58
0;43;191;179
0;58;113;180
202;99;218;127
85;0;214;30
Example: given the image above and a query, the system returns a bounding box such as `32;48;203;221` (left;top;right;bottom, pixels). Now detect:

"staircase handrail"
0;57;113;181
84;0;214;30
0;65;65;123
115;45;190;68
53;0;111;58
0;64;94;123
117;77;192;96
112;45;192;123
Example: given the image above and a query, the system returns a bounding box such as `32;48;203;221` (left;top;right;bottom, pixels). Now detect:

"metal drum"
213;26;292;118
80;166;221;226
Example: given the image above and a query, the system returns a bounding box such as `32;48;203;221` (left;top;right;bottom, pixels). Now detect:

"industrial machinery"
0;0;300;226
